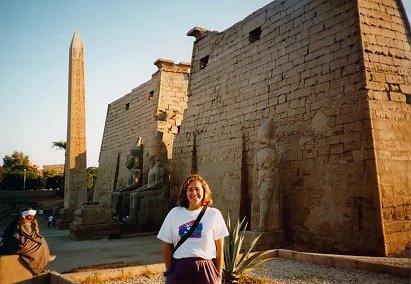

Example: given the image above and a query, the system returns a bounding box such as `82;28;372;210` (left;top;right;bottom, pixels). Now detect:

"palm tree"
52;141;66;151
51;141;66;189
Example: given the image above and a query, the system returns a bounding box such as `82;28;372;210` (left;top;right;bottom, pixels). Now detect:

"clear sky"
0;0;410;168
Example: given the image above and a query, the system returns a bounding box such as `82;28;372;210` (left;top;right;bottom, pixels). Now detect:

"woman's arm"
163;242;173;270
214;238;224;276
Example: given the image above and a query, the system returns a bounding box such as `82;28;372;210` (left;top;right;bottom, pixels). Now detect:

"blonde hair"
177;174;213;208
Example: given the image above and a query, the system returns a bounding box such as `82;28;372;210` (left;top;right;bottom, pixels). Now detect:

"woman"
12;209;56;275
157;174;229;284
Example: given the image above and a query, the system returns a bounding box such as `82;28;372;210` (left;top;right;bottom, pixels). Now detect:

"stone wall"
172;0;410;255
358;0;411;255
94;59;190;205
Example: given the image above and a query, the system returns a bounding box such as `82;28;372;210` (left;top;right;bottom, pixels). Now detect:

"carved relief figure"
256;118;280;231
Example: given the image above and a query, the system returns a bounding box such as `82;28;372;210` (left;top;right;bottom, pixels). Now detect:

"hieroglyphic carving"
64;32;87;213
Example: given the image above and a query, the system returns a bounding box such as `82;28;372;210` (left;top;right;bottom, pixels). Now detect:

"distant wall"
94;60;190;206
0;190;58;200
0;190;63;217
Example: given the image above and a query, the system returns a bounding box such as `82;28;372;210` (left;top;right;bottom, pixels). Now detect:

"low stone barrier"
0;255;33;283
63;249;410;282
276;249;410;278
64;263;164;283
0;255;77;284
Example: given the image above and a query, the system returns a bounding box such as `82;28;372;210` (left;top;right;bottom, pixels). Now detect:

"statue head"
257;118;275;145
130;137;143;157
147;132;163;161
125;155;136;170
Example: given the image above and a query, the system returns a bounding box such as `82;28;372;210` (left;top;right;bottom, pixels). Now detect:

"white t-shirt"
157;206;229;260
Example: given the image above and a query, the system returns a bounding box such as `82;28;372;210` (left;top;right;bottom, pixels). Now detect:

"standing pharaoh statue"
255;118;280;231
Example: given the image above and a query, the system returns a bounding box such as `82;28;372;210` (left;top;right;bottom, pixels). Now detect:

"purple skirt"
165;257;221;284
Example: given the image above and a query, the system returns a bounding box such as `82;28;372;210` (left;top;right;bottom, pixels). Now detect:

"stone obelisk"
64;32;87;222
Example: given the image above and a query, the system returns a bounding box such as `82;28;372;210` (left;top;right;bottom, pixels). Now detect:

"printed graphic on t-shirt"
178;220;203;238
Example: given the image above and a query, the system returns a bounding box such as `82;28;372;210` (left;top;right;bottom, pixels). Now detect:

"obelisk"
64;32;87;220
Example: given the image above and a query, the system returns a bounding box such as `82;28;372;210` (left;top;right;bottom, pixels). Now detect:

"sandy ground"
0;216;164;273
1;215;409;281
46;231;163;273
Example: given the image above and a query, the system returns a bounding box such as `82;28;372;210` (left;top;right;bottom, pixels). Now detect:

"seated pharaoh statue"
128;132;170;228
112;138;143;220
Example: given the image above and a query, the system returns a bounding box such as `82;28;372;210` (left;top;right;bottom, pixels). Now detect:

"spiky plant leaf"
237;249;273;272
237;230;261;265
223;216;273;284
224;216;234;272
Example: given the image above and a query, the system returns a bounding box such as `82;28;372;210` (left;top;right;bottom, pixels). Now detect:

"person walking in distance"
47;215;53;228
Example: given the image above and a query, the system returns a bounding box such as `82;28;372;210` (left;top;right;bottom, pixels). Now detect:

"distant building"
42;164;64;175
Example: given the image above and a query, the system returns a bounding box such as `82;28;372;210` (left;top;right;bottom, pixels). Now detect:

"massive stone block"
171;0;410;255
64;32;87;216
69;204;120;240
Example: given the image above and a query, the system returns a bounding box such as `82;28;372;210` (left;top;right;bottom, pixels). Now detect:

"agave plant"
223;216;273;283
